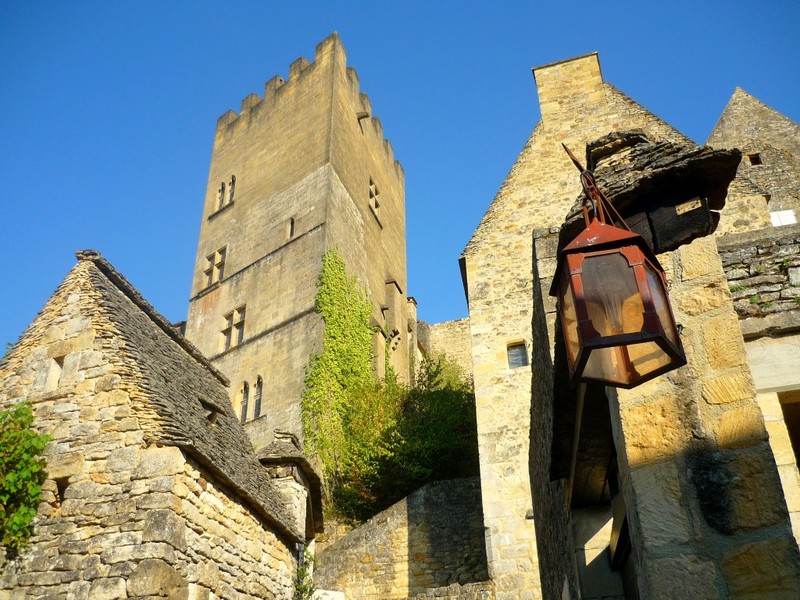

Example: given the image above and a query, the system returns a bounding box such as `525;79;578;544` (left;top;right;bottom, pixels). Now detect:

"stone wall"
315;478;489;599
428;318;473;379
718;223;800;321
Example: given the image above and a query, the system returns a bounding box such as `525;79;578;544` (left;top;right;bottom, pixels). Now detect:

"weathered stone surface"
87;577;127;600
721;536;800;598
620;396;688;465
316;478;489;599
714;404;768;449
47;451;84;479
127;558;187;597
703;314;747;370
631;462;691;546
650;555;717;600
728;447;788;531
701;372;753;405
143;509;187;552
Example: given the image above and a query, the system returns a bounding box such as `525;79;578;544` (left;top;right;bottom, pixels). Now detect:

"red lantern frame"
551;146;686;388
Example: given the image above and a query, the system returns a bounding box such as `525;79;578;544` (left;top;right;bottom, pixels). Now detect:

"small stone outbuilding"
0;250;319;599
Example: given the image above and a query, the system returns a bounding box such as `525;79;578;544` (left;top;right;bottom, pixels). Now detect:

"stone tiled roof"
76;250;304;543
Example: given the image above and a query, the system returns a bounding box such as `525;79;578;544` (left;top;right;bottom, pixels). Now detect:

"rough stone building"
0;251;318;598
459;52;800;599
184;33;418;451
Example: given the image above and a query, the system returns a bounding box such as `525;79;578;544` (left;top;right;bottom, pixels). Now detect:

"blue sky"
1;1;799;348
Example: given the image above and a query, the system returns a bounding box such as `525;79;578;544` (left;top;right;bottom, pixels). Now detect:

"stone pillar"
609;236;800;598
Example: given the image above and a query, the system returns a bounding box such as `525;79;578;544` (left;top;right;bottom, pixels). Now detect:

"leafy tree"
0;402;50;557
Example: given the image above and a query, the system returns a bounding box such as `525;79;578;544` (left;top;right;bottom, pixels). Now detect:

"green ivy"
0;402;50;557
302;249;478;522
302;249;379;503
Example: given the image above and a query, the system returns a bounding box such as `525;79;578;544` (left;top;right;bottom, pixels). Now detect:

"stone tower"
185;34;412;451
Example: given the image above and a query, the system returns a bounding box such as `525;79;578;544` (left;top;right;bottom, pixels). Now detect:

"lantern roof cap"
549;218;663;296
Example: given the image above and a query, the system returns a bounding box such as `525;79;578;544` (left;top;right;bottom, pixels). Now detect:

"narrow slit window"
240;383;249;424
229;175;236;203
288;217;296;239
254;377;263;418
507;342;529;369
218;182;226;209
45;356;65;391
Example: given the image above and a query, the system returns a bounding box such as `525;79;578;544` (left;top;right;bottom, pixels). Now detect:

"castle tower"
185;34;411;451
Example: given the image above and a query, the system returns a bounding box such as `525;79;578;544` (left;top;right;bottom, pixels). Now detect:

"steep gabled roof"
708;88;800;156
18;250;306;543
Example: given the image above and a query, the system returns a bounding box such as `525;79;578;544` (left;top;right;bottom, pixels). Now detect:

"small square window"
771;210;797;227
507;342;529;369
747;153;762;166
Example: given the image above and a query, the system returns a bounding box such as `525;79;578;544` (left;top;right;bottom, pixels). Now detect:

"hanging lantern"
550;145;686;388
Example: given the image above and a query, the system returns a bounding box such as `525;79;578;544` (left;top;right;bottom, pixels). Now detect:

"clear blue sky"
2;1;799;348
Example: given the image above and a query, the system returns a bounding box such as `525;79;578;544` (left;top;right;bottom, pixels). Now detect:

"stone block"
620;396;687;466
47;451;84;479
88;577;127;600
714;404;767;449
649;554;717;600
721;536;800;598
143;509;187;551
127;558;188;597
676;280;730;316
680;238;719;281
729;448;788;531
133;446;185;479
703;314;747;370
701;372;753;405
632;462;691;547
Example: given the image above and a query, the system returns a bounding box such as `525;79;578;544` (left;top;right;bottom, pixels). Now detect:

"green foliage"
0;403;50;557
302;249;378;501
302;251;478;521
302;249;479;522
293;549;316;600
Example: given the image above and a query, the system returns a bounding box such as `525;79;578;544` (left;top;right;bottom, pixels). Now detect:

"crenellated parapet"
213;32;402;176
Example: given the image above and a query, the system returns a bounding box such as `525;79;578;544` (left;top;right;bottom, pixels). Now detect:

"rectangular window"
507;342;529;369
204;247;227;287
222;312;234;351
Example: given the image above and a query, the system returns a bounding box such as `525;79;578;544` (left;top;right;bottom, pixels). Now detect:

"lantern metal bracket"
562;144;632;232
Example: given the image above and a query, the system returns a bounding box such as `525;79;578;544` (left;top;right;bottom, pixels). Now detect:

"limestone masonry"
2;34;800;600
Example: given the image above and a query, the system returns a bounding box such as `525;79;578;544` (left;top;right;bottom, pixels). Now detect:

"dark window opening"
507;342;529;369
218;182;226;209
748;153;762;166
254;377;263;418
240;383;250;424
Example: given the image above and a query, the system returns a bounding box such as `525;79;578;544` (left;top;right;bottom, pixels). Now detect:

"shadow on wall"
405;478;489;595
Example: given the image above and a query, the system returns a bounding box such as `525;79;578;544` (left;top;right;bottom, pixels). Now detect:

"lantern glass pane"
583;341;672;385
583;253;644;337
645;262;678;345
560;276;581;364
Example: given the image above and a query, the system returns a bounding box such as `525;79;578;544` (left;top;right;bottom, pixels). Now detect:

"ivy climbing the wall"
302;249;478;522
0;402;50;557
